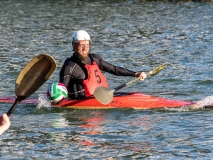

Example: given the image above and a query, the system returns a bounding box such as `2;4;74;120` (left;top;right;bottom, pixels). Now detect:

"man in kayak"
0;113;10;135
60;30;146;99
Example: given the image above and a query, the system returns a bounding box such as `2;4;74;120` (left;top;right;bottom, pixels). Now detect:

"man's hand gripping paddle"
7;54;56;116
94;63;167;105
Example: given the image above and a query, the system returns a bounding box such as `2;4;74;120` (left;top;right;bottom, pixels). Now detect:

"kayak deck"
56;92;193;109
0;92;193;109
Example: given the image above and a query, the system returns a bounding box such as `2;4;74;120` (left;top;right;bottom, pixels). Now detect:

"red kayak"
0;92;193;109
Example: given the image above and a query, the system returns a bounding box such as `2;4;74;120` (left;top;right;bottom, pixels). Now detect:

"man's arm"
92;54;146;80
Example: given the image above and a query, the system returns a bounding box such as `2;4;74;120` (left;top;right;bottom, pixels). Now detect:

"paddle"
7;54;56;116
94;63;167;105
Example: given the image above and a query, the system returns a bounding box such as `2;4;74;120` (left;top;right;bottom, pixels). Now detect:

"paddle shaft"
7;98;22;116
94;63;167;105
114;72;152;92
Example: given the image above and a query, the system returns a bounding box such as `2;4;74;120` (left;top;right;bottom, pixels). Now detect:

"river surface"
0;0;213;159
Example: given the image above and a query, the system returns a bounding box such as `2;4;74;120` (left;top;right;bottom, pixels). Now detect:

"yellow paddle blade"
15;54;56;98
148;63;167;76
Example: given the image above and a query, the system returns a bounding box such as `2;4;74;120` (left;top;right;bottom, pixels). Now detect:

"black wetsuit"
60;53;137;99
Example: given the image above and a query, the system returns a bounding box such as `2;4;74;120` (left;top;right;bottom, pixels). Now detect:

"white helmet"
71;30;91;43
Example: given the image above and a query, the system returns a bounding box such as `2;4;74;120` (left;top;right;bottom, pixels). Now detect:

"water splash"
196;96;213;107
190;96;213;109
37;93;52;109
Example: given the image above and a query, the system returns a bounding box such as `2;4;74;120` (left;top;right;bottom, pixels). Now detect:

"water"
0;0;213;159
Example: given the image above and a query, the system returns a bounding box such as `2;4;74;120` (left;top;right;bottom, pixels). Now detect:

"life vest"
83;62;108;97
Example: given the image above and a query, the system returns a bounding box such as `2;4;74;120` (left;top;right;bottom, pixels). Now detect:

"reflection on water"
79;111;105;135
0;0;213;159
62;110;157;157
